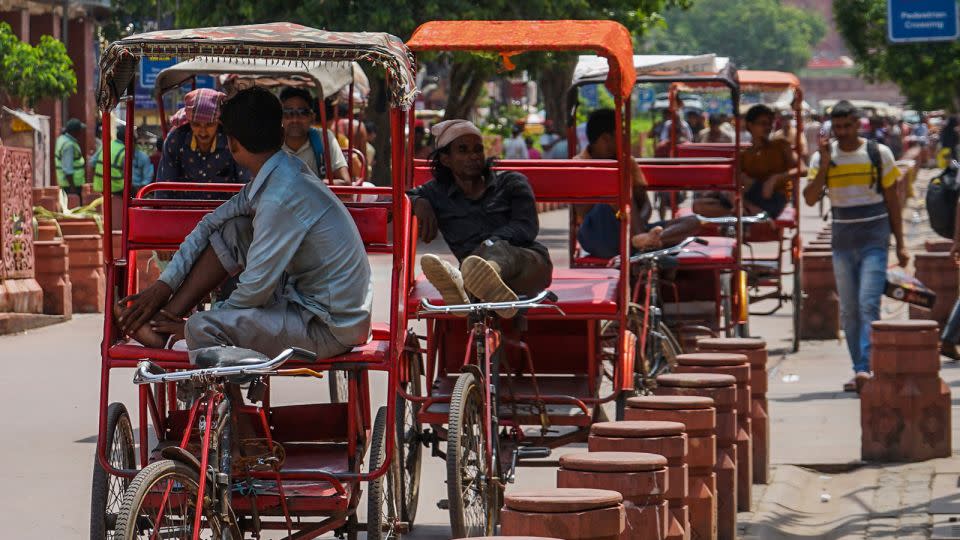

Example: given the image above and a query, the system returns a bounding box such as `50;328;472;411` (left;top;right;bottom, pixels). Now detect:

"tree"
834;0;960;111
646;0;826;72
0;23;76;110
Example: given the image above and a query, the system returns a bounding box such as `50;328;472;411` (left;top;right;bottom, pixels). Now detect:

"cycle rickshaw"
398;20;639;538
91;22;418;539
567;54;751;365
153;58;372;183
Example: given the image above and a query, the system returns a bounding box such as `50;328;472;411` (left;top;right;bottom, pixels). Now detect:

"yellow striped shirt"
808;140;899;208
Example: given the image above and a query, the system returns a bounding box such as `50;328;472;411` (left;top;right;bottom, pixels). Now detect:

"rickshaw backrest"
676;142;747;159
636;157;737;191
126;201;390;253
412;158;621;203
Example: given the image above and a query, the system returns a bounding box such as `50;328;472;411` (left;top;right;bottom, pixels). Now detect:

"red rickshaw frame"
93;22;417;539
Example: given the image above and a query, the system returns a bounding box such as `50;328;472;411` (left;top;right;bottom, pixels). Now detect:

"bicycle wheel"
90;402;136;540
395;347;423;527
447;371;496;538
329;369;349;403
113;459;226;539
367;406;402;540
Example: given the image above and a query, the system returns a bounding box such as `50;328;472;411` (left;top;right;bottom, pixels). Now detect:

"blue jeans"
832;245;888;374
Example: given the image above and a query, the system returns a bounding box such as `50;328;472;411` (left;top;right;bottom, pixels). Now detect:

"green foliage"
834;0;960;111
647;0;826;72
0;23;76;109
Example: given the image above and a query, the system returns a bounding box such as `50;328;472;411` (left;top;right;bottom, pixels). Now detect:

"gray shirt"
282;129;347;177
159;151;373;346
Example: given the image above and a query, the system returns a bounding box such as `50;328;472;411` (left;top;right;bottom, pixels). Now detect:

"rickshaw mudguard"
617;328;637;392
161;445;204;475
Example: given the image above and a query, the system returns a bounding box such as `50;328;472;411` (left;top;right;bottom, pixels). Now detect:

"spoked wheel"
90;402;136;540
395;346;423;528
113;459;229;539
329;369;349;403
447;371;499;538
367;406;403;540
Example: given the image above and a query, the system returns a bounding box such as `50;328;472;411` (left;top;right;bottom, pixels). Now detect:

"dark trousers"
471;240;553;297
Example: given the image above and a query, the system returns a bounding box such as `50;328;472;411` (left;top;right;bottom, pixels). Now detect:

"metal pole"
60;0;69;124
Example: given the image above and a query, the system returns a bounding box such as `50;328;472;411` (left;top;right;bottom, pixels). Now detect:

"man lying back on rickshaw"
116;87;373;362
575;108;699;259
410;120;553;318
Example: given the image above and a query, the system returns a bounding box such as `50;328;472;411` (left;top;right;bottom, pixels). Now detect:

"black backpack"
927;161;960;239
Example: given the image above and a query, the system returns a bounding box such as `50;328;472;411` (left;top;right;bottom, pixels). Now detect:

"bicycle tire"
112;459;225;539
396;346;423;527
367;406;402;540
447;371;496;538
792;249;802;353
90;402;136;540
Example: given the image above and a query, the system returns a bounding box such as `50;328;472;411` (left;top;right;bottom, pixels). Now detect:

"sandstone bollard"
800;251;839;339
910;252;958;326
695;337;770;485
589;421;689;540
501;488;625;540
672;354;751;513
626;395;717;540
33;240;72;317
862;320;951;462
655;373;737;540
63;234;105;313
558;452;669;540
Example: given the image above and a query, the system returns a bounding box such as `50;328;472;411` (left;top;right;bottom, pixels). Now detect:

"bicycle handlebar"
696;211;770;226
418;289;565;316
133;348;297;385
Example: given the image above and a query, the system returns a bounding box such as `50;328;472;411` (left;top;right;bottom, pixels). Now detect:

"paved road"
1;181;938;539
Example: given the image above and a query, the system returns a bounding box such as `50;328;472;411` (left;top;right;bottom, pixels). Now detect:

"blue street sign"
139;56;178;88
581;84;599;108
635;87;656;112
888;0;959;43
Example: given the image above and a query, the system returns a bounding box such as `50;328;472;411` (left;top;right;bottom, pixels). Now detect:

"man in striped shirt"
803;100;909;393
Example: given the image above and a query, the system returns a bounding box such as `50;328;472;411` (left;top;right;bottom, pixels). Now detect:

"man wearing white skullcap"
407;119;552;318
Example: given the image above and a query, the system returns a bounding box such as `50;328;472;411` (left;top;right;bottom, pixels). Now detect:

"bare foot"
114;300;168;348
631;226;664;250
151;310;186;342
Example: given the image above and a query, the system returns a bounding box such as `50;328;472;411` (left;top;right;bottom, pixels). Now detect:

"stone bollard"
36;219;59;241
910;253;958;327
925;239;953;252
695;337;770;485
655;373;737;540
862;320;951;461
558;452;669;540
33;240;72;317
589;421;689;540
63;234;105;313
800;251;839;339
626;396;717;540
501;488;625;540
673;353;751;512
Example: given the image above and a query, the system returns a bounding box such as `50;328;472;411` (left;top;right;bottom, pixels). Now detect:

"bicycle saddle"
194;346;270;369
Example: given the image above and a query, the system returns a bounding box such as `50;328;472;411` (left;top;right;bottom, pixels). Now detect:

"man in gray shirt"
116;87;372;361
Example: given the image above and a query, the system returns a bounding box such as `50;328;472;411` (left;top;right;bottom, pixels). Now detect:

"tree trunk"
538;58;577;128
443;61;488;121
368;73;393;186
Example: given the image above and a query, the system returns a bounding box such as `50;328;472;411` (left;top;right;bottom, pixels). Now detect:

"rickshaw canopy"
407;20;637;99
572;53;731;87
737;70;801;91
97;22;417;112
153;58;370;101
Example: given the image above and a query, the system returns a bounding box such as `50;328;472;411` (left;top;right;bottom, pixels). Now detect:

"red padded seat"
408;268;619;317
109;338;390;367
676;236;735;266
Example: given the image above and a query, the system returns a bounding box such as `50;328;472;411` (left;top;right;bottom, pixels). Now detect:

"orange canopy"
737;70;801;90
407;20;636;99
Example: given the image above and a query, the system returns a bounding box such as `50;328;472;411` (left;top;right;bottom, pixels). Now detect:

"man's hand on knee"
119;281;173;335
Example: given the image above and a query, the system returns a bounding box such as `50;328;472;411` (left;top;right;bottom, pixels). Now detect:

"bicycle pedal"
516;446;551;460
437;499;450;510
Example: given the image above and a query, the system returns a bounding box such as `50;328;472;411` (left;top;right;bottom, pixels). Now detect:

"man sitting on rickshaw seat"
692;104;805;218
115;87;373;362
575;108;699;259
410;119;553;318
156;88;251;199
279;87;351;185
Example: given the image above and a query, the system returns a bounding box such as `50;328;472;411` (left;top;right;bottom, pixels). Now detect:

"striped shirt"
808;140;899;208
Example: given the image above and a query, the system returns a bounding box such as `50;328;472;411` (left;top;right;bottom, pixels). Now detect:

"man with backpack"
803;100;909;393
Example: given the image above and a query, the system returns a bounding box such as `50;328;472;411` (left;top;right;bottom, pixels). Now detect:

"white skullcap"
431;119;482;149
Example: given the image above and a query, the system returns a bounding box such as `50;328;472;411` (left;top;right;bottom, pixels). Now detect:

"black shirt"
408;170;549;261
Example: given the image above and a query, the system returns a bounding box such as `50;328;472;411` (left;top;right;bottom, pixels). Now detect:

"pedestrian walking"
803;100;909;393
